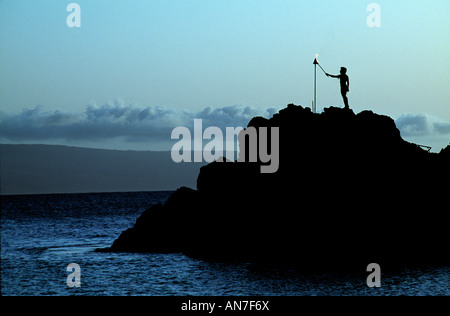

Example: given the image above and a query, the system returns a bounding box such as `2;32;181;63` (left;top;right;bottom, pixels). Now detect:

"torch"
313;54;319;113
313;54;327;113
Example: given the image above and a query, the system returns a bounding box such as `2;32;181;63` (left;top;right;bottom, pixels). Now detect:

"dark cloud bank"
1;103;448;150
0;102;277;149
396;113;450;137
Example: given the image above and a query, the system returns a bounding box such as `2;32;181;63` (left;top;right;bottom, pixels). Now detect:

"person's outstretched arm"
326;73;339;78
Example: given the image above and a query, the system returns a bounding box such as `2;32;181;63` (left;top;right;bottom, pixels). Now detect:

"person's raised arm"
326;73;339;78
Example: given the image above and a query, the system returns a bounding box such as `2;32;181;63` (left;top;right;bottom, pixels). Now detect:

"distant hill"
0;144;206;195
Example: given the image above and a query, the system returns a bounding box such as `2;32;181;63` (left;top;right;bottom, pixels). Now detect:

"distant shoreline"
0;189;176;197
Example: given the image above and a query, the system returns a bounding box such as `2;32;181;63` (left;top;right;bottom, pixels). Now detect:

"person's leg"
342;90;349;109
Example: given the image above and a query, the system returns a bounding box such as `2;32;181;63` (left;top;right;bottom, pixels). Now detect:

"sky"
0;0;449;151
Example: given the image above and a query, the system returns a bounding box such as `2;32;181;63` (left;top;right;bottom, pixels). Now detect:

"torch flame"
313;53;319;65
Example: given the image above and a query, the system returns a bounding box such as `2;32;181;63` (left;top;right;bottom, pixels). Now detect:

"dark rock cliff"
98;104;449;269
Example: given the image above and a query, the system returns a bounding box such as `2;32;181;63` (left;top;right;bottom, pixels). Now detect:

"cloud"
395;113;450;137
0;101;276;147
2;104;448;152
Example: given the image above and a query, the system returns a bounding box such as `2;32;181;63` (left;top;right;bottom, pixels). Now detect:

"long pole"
313;56;319;114
314;62;317;114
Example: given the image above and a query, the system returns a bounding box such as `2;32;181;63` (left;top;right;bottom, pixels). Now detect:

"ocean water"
1;192;449;296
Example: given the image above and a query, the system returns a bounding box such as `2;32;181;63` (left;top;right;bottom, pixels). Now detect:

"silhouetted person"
326;67;350;109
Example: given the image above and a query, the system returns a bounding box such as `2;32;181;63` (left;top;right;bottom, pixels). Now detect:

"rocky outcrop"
98;104;449;269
